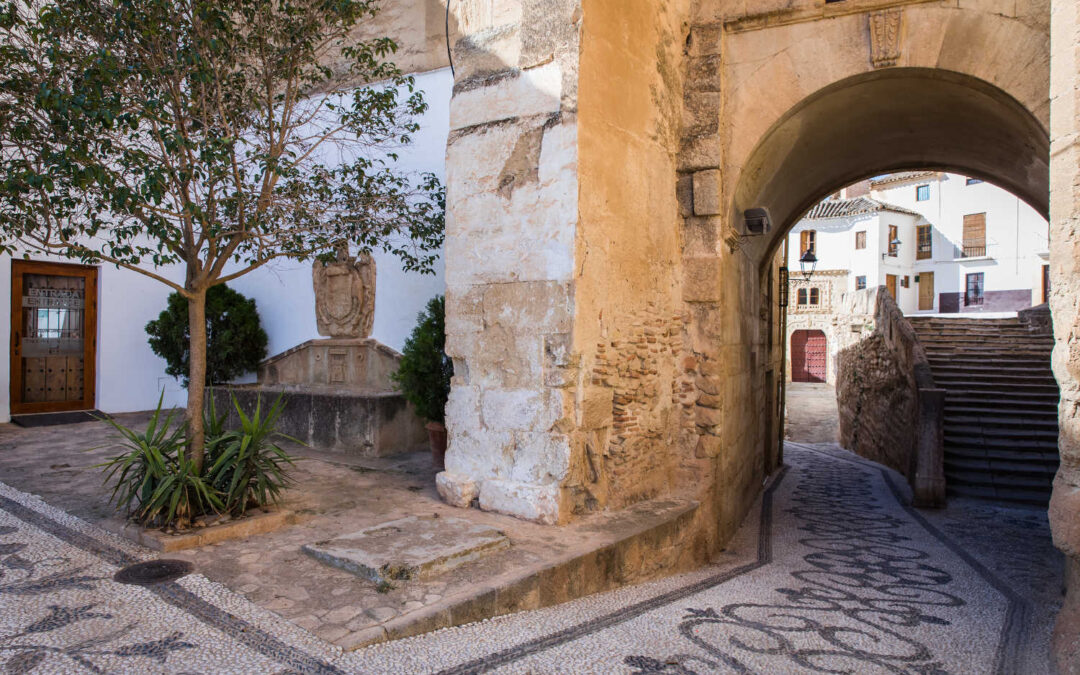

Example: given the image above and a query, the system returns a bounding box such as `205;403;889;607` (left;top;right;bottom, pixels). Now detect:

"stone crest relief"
313;249;376;338
868;9;903;68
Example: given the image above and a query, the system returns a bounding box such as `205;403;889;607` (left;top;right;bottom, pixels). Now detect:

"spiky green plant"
207;393;297;517
98;394;222;528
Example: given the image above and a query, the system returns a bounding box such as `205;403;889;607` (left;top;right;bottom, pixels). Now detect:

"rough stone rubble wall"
1049;0;1080;667
437;0;784;553
834;288;920;479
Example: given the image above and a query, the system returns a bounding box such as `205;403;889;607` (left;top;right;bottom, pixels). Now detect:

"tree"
0;0;444;471
146;284;268;386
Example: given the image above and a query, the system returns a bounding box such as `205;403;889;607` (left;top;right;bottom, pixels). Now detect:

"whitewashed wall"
0;67;452;422
872;174;1050;309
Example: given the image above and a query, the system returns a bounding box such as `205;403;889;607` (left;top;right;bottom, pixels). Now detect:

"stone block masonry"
437;0;584;525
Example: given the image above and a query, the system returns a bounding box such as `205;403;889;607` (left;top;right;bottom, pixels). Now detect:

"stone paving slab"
302;515;510;583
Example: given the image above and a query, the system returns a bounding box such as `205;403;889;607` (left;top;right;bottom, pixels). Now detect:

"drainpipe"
779;238;789;467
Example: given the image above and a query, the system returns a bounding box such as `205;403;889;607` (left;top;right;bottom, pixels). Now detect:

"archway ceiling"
732;68;1049;263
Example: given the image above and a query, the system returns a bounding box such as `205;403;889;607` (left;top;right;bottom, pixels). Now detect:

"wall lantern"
798;249;817;282
881;238;902;260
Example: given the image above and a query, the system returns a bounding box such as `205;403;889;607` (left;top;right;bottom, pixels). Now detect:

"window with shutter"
800;230;817;255
962;214;986;257
916;225;932;259
887;225;899;257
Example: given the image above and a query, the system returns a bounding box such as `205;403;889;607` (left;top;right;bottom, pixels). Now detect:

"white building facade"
785;171;1050;382
0;68;453;423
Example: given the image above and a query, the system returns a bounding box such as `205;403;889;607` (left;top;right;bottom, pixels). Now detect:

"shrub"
98;391;296;529
392;295;453;424
206;393;297;517
98;395;222;528
145;284;268;387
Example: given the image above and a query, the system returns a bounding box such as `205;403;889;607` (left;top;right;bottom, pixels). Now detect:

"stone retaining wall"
835;288;944;506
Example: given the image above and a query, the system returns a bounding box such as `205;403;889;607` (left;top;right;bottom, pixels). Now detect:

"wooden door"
886;274;897;299
791;330;827;383
918;272;935;310
10;261;97;414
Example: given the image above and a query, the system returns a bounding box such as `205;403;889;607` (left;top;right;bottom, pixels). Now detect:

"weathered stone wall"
1049;0;1080;666
435;0;583;524
833;287;944;504
835;289;919;478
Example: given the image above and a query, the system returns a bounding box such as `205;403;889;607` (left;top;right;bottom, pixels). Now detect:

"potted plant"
392;295;453;467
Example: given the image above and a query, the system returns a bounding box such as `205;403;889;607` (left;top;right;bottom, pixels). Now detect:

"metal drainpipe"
778;237;789;466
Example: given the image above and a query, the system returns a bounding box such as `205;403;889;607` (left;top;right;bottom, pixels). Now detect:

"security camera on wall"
743;207;772;235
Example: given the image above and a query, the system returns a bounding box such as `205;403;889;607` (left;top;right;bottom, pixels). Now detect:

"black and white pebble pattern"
0;443;1061;674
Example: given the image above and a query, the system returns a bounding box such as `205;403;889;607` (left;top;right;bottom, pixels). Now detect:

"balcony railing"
961;238;987;258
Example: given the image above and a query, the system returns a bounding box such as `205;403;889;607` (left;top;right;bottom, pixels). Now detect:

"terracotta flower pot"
426;421;447;469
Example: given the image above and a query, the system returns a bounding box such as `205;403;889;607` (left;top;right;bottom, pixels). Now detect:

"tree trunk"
186;286;208;473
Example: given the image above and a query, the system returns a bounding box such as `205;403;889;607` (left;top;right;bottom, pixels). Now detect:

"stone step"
945;483;1051;506
945;445;1061;464
935;373;1057;388
944;405;1058;419
944;434;1058;453
928;358;1054;371
946;391;1059;406
945;467;1054;490
930;363;1054;376
944;456;1058;478
943;414;1059;431
944;423;1058;439
934;380;1060;394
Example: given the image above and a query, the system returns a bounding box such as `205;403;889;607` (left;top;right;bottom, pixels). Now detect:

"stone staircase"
908;315;1059;505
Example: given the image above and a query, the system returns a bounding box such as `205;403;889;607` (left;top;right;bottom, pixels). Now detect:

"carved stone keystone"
868;9;903;68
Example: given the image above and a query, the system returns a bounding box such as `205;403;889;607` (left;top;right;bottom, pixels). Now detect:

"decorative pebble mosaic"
0;443;1061;674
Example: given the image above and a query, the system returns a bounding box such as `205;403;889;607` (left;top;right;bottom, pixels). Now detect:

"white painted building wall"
870;173;1049;311
787;172;1050;317
0;67;453;422
787;208;922;313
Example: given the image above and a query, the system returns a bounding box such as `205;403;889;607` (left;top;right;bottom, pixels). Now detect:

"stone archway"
438;0;1080;666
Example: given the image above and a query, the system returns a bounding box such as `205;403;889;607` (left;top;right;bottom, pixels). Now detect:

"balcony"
961;237;987;258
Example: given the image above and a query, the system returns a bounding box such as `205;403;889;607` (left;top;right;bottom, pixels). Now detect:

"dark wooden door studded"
10;260;97;414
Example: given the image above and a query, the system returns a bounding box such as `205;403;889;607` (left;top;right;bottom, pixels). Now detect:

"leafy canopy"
146;284;269;386
0;0;445;295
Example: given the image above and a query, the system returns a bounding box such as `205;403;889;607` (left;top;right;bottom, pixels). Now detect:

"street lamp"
799;249;817;281
881;238;901;260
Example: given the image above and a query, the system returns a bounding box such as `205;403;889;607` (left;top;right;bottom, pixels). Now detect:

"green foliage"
98;390;296;528
0;0;445;276
98;394;223;528
392;295;452;424
145;284;268;386
206;393;296;517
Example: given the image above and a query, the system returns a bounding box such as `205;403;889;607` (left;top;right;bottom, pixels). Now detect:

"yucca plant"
207;393;297;517
97;394;222;528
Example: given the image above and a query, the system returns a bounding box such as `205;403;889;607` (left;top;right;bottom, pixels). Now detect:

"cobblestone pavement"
1;443;1062;674
785;383;840;444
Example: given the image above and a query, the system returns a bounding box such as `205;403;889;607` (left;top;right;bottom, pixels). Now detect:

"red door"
791;330;827;383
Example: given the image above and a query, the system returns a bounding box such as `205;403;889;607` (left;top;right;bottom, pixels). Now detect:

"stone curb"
100;508;295;552
341;499;700;650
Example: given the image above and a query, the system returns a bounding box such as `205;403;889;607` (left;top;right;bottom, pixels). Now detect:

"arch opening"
731;68;1050;268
